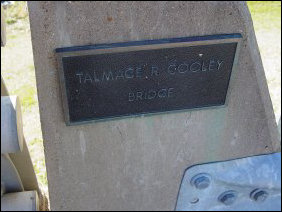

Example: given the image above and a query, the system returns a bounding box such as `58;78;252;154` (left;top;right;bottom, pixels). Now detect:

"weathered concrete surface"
1;96;23;154
1;76;8;96
28;2;280;211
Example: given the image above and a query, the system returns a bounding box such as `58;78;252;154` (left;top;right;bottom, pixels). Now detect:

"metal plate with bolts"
175;153;281;211
1;190;39;211
56;34;241;125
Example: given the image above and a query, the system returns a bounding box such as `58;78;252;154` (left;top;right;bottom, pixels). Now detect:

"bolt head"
218;190;238;206
250;189;268;202
190;173;211;190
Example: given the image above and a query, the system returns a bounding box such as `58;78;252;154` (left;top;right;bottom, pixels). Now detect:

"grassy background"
247;1;281;117
1;1;281;196
1;2;47;192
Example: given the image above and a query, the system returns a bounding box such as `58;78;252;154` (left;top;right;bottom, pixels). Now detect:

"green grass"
1;1;281;200
4;1;28;25
248;1;281;119
248;1;281;31
13;84;37;110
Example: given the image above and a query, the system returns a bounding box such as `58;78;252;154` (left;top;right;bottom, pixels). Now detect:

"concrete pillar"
28;2;280;210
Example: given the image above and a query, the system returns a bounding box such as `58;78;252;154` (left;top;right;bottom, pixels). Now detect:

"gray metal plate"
175;153;281;211
1;190;39;211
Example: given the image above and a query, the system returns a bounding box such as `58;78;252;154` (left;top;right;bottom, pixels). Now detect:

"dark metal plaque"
56;34;241;125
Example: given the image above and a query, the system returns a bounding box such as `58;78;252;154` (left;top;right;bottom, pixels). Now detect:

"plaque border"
56;34;242;125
